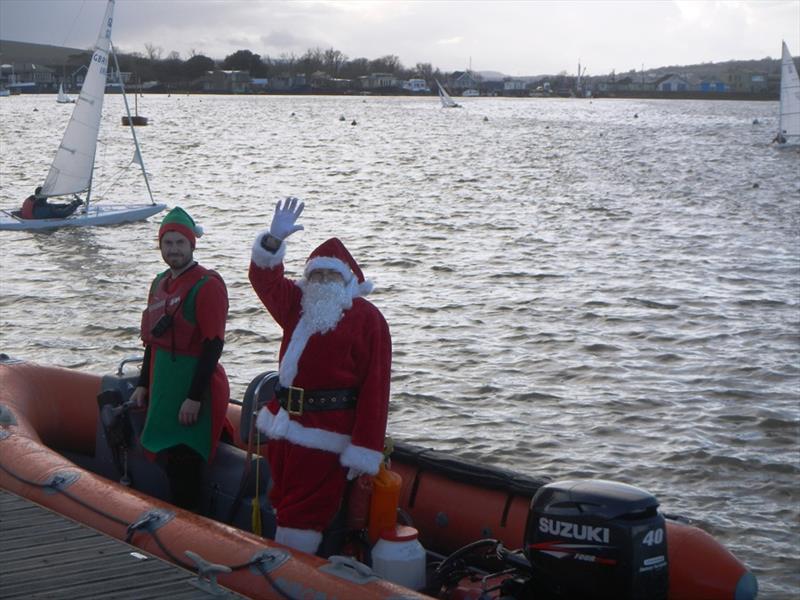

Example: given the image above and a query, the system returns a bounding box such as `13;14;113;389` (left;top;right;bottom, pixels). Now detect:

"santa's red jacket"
249;236;391;478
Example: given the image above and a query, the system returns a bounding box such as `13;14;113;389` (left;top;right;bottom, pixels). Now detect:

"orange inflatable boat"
0;357;758;599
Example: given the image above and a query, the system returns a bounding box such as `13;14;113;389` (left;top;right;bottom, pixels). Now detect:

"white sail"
778;41;800;146
42;0;115;197
436;79;460;108
56;83;73;104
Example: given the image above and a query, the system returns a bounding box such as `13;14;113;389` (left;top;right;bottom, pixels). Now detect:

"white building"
504;79;527;92
403;78;431;93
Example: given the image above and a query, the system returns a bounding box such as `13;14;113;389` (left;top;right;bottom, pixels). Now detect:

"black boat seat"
92;368;276;538
240;371;278;446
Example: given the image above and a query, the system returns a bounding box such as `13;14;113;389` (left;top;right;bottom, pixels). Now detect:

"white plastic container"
371;525;426;591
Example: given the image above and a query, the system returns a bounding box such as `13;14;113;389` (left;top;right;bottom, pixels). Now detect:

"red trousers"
268;439;348;531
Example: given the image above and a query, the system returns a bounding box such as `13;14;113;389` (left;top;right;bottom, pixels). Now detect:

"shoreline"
4;89;779;101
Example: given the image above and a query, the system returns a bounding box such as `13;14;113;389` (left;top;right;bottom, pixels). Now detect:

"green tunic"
140;273;217;461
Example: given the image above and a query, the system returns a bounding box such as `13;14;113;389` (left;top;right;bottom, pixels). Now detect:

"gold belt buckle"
286;386;304;416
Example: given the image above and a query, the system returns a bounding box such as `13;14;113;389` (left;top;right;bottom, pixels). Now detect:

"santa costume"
250;235;391;554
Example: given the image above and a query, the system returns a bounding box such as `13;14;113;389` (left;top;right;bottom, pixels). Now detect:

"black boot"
165;444;205;512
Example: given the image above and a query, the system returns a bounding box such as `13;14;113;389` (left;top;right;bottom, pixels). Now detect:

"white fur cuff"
275;526;323;553
256;406;290;438
340;443;383;476
251;229;287;269
258;406;353;456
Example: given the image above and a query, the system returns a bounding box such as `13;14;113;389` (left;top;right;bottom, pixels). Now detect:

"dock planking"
0;490;245;599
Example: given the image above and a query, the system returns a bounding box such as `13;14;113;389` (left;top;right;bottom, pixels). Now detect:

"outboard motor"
524;480;668;599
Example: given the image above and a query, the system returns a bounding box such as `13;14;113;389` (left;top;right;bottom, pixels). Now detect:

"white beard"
277;280;352;387
300;280;351;334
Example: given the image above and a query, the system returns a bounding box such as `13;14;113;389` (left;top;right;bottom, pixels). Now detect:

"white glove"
269;196;305;241
346;467;364;481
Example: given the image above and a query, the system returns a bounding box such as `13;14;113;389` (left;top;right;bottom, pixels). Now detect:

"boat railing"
116;355;143;376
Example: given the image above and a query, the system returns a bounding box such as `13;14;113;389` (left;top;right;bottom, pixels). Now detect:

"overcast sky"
1;0;798;76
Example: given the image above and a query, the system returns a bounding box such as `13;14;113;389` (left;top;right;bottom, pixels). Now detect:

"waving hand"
270;196;305;241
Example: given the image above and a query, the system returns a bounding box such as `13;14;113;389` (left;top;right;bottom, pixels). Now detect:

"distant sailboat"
774;41;800;148
56;82;75;104
436;79;461;108
0;0;165;231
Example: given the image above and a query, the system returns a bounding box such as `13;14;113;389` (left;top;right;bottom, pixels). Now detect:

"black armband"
188;337;224;403
137;345;152;388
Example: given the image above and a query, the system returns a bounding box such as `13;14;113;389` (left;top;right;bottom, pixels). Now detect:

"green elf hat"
159;206;203;248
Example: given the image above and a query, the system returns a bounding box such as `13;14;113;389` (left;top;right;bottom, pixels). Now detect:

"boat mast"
112;44;155;205
779;41;787;138
85;149;95;210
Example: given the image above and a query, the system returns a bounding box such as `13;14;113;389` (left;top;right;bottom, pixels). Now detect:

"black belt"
275;385;358;416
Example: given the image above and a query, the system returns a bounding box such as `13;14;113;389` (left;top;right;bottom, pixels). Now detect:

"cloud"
0;0;797;76
262;31;308;49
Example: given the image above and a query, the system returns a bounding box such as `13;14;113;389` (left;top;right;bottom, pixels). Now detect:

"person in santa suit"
250;197;391;555
130;206;231;511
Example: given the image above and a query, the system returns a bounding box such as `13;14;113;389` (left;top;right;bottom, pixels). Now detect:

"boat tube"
0;357;757;599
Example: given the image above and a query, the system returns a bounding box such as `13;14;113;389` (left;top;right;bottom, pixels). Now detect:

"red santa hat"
304;237;373;297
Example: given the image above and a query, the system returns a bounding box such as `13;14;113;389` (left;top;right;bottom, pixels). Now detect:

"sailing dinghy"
436;79;461;108
774;41;800;149
0;0;165;232
56;83;75;104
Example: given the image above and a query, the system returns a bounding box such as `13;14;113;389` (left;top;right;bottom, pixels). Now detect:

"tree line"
76;46;450;87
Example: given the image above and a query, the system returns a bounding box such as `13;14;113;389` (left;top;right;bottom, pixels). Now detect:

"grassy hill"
0;40;89;67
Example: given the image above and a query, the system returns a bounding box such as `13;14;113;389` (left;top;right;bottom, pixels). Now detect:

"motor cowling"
524;479;668;599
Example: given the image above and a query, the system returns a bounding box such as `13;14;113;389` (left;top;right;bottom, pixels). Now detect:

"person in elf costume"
131;206;231;511
250;197;391;555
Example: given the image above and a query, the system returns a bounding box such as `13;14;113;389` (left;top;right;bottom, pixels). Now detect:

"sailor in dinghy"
19;186;83;220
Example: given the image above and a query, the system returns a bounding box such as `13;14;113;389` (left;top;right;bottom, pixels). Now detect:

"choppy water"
1;93;799;597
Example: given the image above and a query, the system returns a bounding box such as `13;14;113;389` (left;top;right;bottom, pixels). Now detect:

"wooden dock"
0;489;245;599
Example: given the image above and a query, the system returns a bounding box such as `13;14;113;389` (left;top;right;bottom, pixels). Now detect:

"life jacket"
140;264;222;356
20;196;36;220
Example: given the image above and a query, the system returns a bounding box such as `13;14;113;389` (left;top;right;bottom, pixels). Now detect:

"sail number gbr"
92;51;108;76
